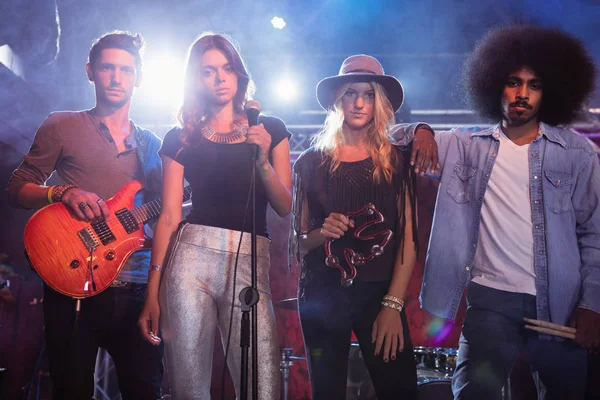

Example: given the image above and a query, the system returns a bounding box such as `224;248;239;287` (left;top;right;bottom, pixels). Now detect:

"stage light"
273;78;298;103
139;52;185;111
271;16;286;29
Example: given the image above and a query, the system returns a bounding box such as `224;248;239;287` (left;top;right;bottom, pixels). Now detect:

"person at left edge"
6;31;164;399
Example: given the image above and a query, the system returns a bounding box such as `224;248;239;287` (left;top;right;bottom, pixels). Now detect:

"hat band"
343;68;379;75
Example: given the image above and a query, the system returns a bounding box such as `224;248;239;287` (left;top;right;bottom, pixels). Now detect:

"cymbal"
274;297;298;310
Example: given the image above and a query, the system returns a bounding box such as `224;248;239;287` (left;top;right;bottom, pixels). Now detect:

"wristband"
47;186;55;204
51;184;77;203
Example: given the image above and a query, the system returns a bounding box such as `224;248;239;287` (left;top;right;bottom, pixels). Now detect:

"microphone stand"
239;113;261;400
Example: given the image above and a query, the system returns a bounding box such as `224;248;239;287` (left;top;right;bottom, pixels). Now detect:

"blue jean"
452;283;587;400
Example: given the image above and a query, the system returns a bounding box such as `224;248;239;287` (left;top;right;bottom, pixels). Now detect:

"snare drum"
415;347;455;400
413;346;436;369
440;348;458;374
417;366;449;384
413;346;458;377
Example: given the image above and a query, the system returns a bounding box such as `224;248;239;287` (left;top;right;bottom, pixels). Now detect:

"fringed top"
289;146;418;282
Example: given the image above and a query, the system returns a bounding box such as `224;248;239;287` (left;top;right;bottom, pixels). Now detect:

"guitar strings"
79;186;191;229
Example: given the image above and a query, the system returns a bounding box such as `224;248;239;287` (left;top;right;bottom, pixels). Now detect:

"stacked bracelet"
51;184;77;203
381;294;404;312
47;186;55;204
383;294;405;307
381;300;403;312
149;265;163;272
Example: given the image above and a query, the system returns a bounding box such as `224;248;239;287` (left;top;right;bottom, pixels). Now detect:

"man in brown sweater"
7;31;163;400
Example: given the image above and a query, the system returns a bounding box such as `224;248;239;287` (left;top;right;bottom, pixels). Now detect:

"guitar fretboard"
131;186;192;224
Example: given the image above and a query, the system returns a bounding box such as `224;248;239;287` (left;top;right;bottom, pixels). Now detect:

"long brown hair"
178;32;255;144
311;81;397;184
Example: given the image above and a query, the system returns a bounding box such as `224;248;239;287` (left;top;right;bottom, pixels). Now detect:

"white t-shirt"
471;128;536;295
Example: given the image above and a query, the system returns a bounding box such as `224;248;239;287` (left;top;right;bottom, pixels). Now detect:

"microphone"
245;100;261;127
244;100;261;159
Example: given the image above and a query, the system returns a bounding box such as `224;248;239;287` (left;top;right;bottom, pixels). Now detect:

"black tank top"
159;116;291;238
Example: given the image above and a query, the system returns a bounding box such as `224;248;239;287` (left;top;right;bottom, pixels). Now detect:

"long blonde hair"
312;81;397;183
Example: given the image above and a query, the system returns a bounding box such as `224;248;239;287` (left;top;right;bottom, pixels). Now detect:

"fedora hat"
316;54;404;112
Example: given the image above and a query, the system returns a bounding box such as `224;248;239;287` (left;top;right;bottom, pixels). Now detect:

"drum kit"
413;346;456;399
275;297;457;400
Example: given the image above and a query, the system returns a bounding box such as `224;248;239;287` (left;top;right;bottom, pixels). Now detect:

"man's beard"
503;100;537;127
505;110;538;127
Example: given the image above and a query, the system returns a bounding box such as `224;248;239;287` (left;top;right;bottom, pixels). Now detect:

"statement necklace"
201;121;248;144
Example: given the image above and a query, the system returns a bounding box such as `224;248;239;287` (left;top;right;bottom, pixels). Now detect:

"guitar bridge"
78;227;100;252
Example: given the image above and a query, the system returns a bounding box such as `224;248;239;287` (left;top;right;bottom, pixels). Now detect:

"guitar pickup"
91;220;116;245
78;227;100;252
115;209;140;234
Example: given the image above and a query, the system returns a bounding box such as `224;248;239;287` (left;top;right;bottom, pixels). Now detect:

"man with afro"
393;25;599;399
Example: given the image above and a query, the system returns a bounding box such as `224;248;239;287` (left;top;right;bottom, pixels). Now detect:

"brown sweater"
7;110;140;206
7;109;162;284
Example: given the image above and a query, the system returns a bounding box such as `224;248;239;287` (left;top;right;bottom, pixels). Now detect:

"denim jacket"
391;123;600;327
118;122;163;283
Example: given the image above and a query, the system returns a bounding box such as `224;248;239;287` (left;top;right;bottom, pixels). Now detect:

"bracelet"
381;300;403;312
149;265;162;272
383;294;405;308
47;186;55;204
51;184;77;203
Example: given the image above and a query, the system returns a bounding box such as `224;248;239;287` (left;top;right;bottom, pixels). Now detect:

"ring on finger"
78;201;90;210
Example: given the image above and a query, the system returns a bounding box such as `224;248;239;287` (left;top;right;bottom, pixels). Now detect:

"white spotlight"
140;53;184;111
274;78;298;103
271;16;286;30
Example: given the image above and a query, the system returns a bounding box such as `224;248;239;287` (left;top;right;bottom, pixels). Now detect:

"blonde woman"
291;55;419;399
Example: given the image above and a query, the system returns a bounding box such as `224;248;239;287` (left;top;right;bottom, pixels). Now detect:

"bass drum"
418;368;453;400
418;379;453;399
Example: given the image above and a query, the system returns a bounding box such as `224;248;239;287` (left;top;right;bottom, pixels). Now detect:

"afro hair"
463;25;596;126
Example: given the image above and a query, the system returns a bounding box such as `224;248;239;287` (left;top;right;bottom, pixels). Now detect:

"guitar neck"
131;186;192;224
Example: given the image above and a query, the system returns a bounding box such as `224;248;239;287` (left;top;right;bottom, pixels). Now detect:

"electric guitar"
24;180;192;298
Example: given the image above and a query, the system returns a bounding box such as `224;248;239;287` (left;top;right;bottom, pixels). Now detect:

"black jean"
453;283;587;400
43;284;163;400
298;271;417;400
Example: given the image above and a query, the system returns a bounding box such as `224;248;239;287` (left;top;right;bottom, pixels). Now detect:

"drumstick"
523;318;576;334
525;325;576;340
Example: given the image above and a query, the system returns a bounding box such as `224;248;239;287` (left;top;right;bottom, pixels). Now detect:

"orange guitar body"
24;181;147;298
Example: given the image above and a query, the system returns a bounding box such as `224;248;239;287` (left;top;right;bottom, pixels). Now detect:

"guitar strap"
134;124;148;187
